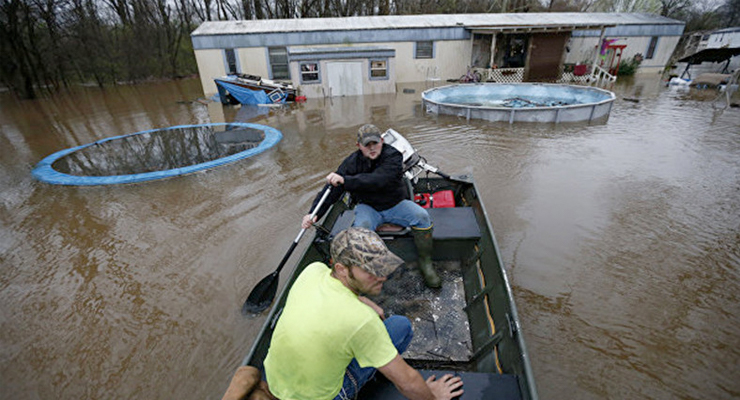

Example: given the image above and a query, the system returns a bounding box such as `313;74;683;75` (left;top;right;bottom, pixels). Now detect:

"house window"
645;36;658;60
300;62;320;84
268;47;290;80
225;48;238;74
415;41;434;59
369;59;388;80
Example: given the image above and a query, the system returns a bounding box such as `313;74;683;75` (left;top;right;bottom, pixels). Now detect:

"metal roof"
191;13;683;36
712;27;740;34
677;47;740;64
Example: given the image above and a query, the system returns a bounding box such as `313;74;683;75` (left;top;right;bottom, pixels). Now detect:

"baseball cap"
357;124;382;146
330;227;404;277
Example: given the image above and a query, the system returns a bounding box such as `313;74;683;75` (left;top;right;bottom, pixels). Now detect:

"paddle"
242;186;332;315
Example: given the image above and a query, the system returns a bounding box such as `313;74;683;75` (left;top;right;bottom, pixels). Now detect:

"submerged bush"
618;53;644;76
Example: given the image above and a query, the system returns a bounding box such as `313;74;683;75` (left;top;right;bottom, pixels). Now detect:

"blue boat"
215;74;298;105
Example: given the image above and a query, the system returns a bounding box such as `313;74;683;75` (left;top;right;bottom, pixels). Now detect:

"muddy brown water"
1;78;738;399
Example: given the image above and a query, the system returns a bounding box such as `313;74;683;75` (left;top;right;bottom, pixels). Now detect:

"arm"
302;183;344;228
378;355;464;400
358;296;384;320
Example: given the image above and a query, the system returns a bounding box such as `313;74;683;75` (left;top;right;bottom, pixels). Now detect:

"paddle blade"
242;271;280;315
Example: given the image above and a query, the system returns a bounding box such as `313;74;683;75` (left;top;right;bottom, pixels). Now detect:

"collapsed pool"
32;123;282;185
422;83;616;124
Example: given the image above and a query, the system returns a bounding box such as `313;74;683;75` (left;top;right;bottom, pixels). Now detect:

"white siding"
195;49;227;96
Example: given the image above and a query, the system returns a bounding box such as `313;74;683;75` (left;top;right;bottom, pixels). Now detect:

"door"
525;32;570;82
326;61;363;97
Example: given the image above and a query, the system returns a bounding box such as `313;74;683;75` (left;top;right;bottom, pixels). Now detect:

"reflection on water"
0;77;739;400
52;125;265;176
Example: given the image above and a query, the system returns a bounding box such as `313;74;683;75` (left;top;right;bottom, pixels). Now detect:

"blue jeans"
353;200;432;231
333;315;413;400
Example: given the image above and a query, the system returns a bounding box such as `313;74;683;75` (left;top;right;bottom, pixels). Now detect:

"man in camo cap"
302;124;441;289
329;226;405;293
228;227;463;400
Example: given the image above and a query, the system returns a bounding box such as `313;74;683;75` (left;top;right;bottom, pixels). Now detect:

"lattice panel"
557;71;591;84
484;68;524;83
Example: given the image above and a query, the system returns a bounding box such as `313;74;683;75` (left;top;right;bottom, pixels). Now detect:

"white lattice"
557;71;591;84
484;68;525;83
472;66;616;87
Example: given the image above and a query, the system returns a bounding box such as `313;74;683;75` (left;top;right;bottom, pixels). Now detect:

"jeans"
333;315;413;400
353;200;432;231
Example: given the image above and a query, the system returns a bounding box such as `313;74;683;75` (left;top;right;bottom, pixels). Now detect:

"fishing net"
370;260;472;363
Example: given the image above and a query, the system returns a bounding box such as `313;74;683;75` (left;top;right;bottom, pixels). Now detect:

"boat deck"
370;259;472;362
361;259;523;400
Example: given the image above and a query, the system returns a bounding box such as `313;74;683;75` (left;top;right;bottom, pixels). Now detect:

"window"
369;59;388;80
415;41;433;59
300;62;320;84
225;49;238;74
268;47;290;80
645;36;658;60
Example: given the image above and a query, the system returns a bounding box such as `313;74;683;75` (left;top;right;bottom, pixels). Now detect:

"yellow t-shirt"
264;262;398;400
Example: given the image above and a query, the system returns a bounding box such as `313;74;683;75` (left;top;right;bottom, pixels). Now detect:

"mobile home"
191;13;684;99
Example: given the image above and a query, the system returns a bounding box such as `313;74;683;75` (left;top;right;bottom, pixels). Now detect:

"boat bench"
329;207;481;240
359;369;522;400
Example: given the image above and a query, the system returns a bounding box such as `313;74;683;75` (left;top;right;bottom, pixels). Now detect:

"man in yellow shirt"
222;227;463;400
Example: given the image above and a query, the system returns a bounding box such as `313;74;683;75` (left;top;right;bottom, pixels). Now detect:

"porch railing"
469;65;615;87
587;64;617;86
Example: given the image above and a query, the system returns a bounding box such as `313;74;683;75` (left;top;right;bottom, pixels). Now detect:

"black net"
370;260;472;362
52;125;265;176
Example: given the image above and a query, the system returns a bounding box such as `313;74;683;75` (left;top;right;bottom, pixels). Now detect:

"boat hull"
241;175;538;400
215;75;297;105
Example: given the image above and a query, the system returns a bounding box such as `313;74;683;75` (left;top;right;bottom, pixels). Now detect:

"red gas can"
414;193;431;208
432;190;455;208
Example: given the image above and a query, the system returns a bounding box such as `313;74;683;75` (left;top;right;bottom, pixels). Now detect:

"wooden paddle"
242;186;332;315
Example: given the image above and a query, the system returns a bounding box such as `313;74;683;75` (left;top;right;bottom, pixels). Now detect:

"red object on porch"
573;64;589;76
606;44;627;76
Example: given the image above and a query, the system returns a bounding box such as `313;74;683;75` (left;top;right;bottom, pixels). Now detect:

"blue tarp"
215;79;286;105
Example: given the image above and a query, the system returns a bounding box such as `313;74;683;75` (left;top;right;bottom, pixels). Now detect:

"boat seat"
375;223;411;236
358;369;521;400
329;207;481;240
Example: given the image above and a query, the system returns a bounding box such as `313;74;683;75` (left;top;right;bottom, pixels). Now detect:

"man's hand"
326;172;345;187
426;374;464;400
301;214;318;230
379;356;464;400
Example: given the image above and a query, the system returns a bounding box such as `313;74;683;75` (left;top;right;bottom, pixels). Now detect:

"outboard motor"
381;129;420;172
381;128;451;182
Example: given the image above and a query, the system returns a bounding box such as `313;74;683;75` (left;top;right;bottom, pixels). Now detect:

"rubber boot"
412;227;441;288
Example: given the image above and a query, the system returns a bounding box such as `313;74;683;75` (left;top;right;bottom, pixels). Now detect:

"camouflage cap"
331;227;404;277
357;124;382;146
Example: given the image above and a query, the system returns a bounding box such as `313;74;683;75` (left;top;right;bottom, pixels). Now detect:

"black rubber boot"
412;227;441;288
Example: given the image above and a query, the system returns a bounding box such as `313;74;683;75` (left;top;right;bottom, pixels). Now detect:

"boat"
240;129;539;400
215;73;298;105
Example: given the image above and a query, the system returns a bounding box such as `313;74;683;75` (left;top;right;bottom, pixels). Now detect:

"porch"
469;64;616;87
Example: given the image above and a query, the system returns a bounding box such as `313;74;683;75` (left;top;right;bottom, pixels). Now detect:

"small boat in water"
215;73;298;105
241;130;538;399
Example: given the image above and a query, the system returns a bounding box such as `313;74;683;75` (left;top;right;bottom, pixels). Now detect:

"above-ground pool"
32;123;282;186
422;83;616;124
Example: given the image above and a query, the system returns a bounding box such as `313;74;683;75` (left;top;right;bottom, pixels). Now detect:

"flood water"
1;78;738;400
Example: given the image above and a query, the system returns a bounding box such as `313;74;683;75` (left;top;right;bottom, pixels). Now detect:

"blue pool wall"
32;123;282;186
422;83;616;124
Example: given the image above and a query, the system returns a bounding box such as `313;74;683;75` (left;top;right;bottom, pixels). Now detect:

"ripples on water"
0;79;738;399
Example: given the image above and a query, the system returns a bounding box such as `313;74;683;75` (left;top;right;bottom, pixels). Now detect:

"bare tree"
660;0;691;18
